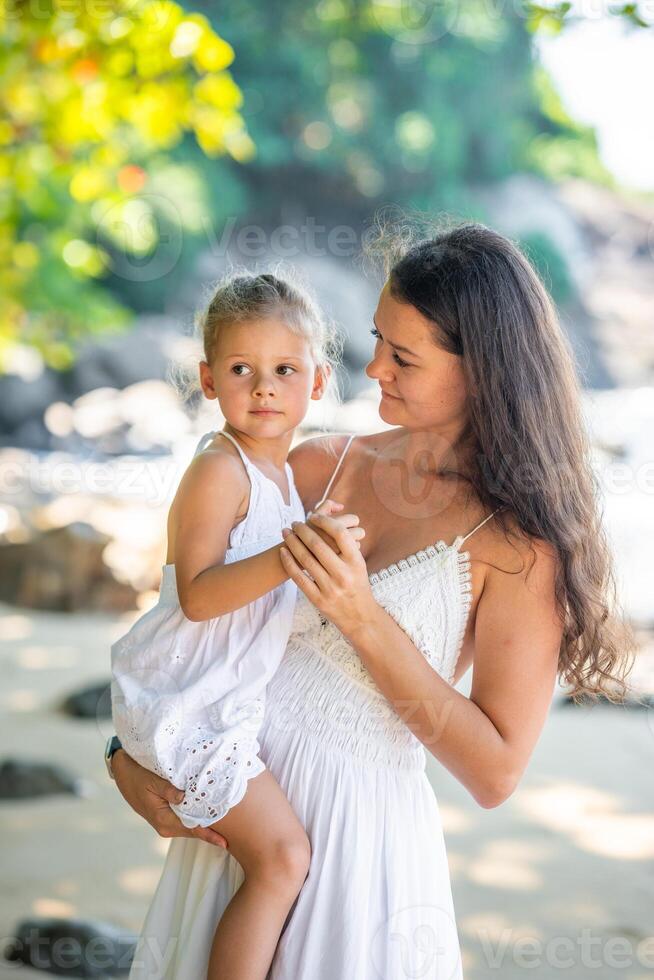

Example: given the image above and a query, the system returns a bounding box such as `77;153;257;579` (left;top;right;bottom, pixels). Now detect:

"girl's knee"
249;830;311;892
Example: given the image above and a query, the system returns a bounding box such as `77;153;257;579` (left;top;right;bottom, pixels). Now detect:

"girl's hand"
302;498;366;551
112;750;228;849
279;513;377;637
309;497;344;519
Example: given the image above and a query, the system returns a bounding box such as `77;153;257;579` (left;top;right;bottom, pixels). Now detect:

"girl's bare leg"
205;769;310;980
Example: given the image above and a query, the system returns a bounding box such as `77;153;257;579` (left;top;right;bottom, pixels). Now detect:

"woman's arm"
280;516;563;809
112;748;229;847
344;542;562;808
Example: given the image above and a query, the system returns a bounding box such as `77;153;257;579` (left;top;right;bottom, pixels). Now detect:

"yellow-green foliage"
0;0;253;368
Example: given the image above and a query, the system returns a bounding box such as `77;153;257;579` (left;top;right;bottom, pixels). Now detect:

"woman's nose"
365;351;393;382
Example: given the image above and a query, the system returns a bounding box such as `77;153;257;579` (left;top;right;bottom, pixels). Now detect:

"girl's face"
365;281;469;434
199;317;327;436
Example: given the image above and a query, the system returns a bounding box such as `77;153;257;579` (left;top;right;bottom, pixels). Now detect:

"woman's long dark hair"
369;216;636;704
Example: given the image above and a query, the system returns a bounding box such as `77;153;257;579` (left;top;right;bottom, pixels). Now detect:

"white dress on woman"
127;434;502;980
111;429;305;829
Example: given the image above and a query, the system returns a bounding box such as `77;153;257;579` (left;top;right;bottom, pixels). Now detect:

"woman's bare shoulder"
481;509;561;589
288;428;394;508
288;432;355;508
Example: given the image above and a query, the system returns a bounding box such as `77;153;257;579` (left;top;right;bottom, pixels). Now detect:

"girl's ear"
311;362;331;401
199;360;217;400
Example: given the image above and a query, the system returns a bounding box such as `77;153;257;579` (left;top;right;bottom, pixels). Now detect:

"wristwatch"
104;734;123;780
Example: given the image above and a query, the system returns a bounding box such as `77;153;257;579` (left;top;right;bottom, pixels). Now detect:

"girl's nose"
252;374;276;396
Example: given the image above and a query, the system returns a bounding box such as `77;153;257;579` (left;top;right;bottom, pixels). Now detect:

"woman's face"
365;281;469;434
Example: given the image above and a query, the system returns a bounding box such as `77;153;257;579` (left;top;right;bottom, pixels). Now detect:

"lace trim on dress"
368;537;464;586
445;548;473;686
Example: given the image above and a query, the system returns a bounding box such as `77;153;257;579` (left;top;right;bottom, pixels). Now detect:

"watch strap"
104;735;123;780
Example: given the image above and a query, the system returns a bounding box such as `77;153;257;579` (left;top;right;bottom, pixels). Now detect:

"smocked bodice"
262;537;474;771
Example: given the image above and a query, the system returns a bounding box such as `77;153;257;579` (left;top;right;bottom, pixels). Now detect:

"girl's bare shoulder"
166;441;251;563
172;439;250;515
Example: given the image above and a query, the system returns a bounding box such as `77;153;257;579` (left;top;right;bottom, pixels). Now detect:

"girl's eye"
231;364;295;376
369;326;410;368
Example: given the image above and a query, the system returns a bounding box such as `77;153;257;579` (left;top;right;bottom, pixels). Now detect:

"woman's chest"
292;543;474;688
327;460;469;580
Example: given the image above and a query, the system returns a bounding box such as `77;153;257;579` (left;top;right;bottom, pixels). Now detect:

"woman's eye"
370;326;409;368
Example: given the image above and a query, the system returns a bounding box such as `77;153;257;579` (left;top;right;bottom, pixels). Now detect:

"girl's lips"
250;409;280;414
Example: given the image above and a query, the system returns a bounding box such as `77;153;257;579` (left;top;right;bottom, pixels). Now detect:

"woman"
111;222;633;980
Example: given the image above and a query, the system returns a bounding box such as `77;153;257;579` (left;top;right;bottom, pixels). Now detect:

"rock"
0;522;138;612
61;317;178;398
0;369;62;438
118;380;190;453
0;759;82;800
53;381;191;456
71;388;124;441
474;173;615;388
477;173;654;388
475;173;594;292
61;682;113;721
12;417;53;451
5;917;136;976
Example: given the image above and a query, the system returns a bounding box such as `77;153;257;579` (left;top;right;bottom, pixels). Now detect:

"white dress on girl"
111;429;305;829
127;433;503;980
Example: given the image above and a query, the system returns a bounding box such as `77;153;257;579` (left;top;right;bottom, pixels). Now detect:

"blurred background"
1;1;653;977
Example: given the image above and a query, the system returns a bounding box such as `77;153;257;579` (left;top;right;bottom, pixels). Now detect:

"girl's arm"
279;514;563;809
172;450;361;621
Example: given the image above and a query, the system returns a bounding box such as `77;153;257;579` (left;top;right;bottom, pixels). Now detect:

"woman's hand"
279;513;378;638
112;750;228;849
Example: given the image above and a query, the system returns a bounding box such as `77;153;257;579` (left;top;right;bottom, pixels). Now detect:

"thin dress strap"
214;430;255;473
457;506;503;547
314;434;355;508
192;430;218;457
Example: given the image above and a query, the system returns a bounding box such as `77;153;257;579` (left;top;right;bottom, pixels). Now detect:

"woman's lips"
381;389;401;400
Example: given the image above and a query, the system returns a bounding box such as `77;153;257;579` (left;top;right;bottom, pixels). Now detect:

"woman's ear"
311;363;331;401
199;360;217;400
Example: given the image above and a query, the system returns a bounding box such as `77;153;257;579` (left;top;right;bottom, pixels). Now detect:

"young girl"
110;272;364;980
